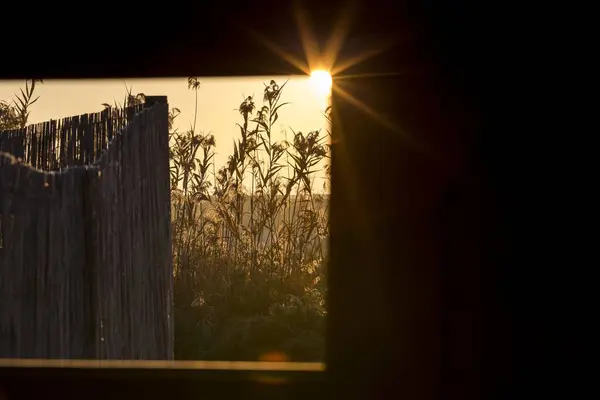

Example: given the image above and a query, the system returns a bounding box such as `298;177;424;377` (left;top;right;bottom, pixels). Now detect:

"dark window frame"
0;1;517;399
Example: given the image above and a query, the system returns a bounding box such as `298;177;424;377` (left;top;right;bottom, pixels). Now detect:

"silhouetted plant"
0;79;43;130
169;78;329;361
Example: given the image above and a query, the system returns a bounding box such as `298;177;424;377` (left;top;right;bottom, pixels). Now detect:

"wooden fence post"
147;95;173;359
144;96;168;109
82;167;98;359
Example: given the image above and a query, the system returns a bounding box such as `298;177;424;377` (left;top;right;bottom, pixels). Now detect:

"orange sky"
0;76;330;192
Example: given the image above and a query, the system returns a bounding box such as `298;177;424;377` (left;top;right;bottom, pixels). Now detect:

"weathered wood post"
83;166;99;360
144;96;168;108
144;95;174;360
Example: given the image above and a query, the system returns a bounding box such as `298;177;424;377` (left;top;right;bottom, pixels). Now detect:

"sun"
310;70;333;97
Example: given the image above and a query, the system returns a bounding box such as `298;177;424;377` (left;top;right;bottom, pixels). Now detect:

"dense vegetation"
0;78;330;362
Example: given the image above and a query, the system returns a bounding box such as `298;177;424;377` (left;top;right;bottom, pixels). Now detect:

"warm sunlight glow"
310;70;332;97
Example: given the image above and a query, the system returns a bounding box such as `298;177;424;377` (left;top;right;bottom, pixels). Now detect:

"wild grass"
169;78;330;361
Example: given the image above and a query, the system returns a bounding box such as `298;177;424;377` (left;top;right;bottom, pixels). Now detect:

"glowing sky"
0;76;330;192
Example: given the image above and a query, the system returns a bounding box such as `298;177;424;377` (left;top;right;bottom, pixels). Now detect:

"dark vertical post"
144;95;173;359
144;96;174;360
144;96;168;109
82;168;98;359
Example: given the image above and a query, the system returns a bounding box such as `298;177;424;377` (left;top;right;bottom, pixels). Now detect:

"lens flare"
310;70;333;97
